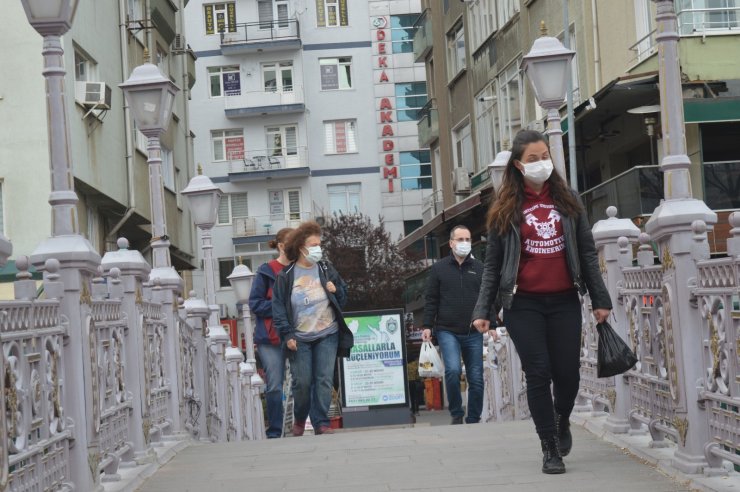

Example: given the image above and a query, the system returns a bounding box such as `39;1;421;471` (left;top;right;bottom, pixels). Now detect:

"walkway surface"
137;412;699;492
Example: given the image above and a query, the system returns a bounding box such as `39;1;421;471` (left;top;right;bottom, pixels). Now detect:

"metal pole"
144;131;174;269
201;227;220;327
564;0;578;190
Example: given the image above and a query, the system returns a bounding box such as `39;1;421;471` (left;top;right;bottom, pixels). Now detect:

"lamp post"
21;1;101;490
521;22;575;180
228;262;265;439
487;149;511;192
181;169;223;328
120;54;184;432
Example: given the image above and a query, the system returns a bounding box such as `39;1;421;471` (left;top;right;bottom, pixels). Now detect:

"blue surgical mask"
454;241;472;257
303;245;323;264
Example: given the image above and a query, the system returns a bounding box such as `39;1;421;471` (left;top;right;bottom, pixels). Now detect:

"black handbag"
596;321;638;378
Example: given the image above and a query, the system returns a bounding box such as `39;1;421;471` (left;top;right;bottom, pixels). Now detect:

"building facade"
185;0;429;330
0;0;198;284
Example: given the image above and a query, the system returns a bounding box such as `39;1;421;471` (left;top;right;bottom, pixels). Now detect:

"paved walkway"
137;414;696;492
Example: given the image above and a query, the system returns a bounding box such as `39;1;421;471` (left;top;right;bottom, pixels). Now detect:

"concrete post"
592;207;641;433
226;347;245;441
183;293;210;441
102;238;156;463
200;227;221;328
545;107;567;180
644;0;718;474
207;325;230;441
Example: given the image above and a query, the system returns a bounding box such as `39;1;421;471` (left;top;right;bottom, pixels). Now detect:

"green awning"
684;98;740;123
0;260;42;283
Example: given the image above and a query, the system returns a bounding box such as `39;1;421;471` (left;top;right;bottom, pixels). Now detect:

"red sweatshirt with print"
517;183;575;295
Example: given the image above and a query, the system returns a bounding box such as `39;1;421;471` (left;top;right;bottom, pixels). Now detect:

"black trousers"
503;291;582;439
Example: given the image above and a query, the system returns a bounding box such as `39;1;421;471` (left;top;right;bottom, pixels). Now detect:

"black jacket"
472;194;612;324
422;253;484;335
272;260;354;358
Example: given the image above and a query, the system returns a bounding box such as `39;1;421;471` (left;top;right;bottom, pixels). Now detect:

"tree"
322;214;422;312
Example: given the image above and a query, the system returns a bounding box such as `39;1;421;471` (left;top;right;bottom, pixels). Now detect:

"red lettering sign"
379;71;389;83
383;140;394;151
378;56;388;68
385;154;394;165
377;30;386;41
379;98;392;110
380;111;393;123
378;43;386;54
388;176;395;193
382;125;394;137
383;167;398;178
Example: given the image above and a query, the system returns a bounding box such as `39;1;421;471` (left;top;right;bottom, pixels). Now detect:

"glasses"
452;238;471;242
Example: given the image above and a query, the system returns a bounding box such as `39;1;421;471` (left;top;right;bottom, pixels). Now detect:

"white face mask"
453;241;471;257
520;159;554;186
303;245;323;264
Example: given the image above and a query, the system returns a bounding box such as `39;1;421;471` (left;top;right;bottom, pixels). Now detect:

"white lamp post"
487;150;511;192
521;22;575;180
182;169;223;328
119;54;181;283
227;262;265;440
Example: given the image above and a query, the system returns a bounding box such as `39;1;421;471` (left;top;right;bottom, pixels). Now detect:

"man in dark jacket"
422;225;487;425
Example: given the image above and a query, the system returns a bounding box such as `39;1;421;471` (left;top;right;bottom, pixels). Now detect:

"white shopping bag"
418;340;444;379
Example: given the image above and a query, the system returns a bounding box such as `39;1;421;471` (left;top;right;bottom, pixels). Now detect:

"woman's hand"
326;281;336;293
593;308;611;324
286;339;297;351
472;319;490;333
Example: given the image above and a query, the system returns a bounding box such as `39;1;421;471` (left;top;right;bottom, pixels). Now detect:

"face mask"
303;245;323;264
520;159;554;185
454;241;471;257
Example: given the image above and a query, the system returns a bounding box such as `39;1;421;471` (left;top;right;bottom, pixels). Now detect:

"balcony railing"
703;160;740;210
580;165;663;225
227;146;308;173
232;212;312;238
224;87;305;117
220;18;300;46
677;4;740;35
417;99;439;148
413;9;433;63
422;189;444;223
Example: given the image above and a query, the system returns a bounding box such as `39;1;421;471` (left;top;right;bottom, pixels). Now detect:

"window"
268;189;301;221
287;190;301;220
446;24;466;80
395;82;427;122
204;3;236;35
161;145;175;191
211;129;244;161
399;151;432;190
258;0;289;28
475;81;500;171
328;183;361;215
218;258;236;288
263;62;293;92
156;45;169;78
677;0;740;34
453;123;474;175
499;61;523;148
324;120;357;154
633;0;655;61
557;28;580;104
497;0;519;27
404;220;423;235
266;125;298;157
391;15;417;54
208;65;240;98
74;50;96;82
316;0;348;27
468;0;497;51
319;57;352;90
701;122;740;209
218;192;248;225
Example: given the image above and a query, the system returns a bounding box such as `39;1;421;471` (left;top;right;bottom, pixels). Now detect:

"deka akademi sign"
372;16;398;193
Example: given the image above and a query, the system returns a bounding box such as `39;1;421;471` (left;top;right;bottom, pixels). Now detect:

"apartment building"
0;0;198;282
185;0;429;327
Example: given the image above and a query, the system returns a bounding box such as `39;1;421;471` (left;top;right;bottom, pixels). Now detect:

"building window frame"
211;129;244;162
328;183;361;215
208;65;241;98
217;192;249;226
266;125;298;157
324;119;358;155
262;62;294;93
218;257;236;288
390;14;417;54
395;82;428;122
316;0;349;28
399;150;432;190
446;22;466;81
204;2;237;35
319;57;353;91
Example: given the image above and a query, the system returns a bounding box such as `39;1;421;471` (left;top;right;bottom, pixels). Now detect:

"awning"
397;211;444;251
684;98;740;123
0;259;42;283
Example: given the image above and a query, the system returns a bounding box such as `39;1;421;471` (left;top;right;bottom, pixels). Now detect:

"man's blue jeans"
289;332;338;429
256;344;285;438
436;330;484;423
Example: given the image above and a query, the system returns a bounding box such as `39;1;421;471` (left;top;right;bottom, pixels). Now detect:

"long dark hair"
486;129;582;234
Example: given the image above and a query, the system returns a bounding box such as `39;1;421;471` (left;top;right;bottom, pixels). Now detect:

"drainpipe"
110;0;137;248
591;0;602;89
178;0;197;259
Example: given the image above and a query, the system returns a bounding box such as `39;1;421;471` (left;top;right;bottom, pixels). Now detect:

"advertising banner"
341;309;408;408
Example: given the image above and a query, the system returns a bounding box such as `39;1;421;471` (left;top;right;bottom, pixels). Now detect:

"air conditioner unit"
452;167;471;194
75;81;112;109
172;34;186;52
219;304;228;319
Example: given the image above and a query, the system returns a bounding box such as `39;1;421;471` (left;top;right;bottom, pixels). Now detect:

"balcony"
417;99;439;148
224;87;305;118
421;190;444;224
413;9;433;63
233;212;312;241
226;147;310;182
677;4;740;35
580;165;662;226
220;19;301;55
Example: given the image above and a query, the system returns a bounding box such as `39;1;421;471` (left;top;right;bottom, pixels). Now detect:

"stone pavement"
136;413;701;492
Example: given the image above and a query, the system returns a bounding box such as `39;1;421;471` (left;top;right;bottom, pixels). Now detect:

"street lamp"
227;261;265;440
119;53;181;283
182;169;223;327
21;0;79;35
487;149;511;192
521;22;575;180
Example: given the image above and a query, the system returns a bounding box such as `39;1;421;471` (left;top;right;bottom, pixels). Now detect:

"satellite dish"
627;105;661;115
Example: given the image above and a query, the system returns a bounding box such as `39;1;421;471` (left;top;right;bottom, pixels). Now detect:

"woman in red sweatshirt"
472;130;612;474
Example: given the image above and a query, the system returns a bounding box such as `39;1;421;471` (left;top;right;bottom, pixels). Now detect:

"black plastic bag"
597;321;638;378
